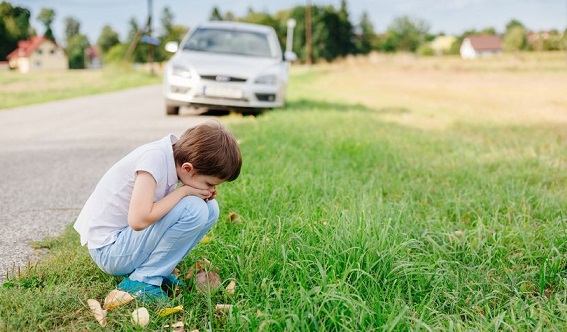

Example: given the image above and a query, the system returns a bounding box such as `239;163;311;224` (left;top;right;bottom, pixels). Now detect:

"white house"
460;35;502;59
7;36;68;73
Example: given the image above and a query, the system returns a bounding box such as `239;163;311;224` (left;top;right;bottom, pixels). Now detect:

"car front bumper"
164;78;285;109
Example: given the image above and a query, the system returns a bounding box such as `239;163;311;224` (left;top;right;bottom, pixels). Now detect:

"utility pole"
306;0;312;65
148;0;154;75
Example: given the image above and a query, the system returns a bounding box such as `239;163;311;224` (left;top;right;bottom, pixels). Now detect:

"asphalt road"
0;85;213;282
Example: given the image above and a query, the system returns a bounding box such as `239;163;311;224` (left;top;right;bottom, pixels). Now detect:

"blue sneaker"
161;274;184;295
118;277;170;305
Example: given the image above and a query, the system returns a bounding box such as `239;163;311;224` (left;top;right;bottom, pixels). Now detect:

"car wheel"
202;108;230;116
241;108;264;116
166;105;180;115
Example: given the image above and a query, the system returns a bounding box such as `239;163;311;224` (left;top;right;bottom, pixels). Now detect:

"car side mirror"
284;51;297;62
165;41;179;53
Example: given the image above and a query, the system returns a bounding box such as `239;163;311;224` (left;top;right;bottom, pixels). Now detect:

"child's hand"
182;185;213;200
205;190;217;202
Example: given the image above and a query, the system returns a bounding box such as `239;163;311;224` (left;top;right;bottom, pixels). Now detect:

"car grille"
200;75;247;83
255;93;276;102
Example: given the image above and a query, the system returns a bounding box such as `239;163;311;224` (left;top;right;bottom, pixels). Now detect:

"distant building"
430;35;457;55
85;46;102;69
460;35;502;59
7;36;68;73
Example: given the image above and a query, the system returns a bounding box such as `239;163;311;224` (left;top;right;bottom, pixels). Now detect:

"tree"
125;17;148;63
288;4;354;62
210;6;223;21
158;7;188;62
241;10;278;30
161;6;174;34
503;26;525;52
67;33;90;68
224;11;235;21
64;16;80;43
503;19;526;51
336;0;355;56
0;2;32;61
97;25;120;54
505;19;525;33
355;11;375;54
37;7;56;41
386;16;430;52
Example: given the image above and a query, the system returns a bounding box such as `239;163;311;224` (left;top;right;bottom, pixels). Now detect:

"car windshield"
183;28;276;58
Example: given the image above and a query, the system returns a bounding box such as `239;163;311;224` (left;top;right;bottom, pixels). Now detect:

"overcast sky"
9;0;567;43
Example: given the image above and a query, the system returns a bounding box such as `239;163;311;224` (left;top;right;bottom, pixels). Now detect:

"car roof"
194;21;275;34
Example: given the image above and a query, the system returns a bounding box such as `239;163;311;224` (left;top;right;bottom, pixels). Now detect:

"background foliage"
1;0;566;67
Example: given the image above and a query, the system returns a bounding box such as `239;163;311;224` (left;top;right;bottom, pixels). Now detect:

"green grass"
1;56;567;331
0;65;161;109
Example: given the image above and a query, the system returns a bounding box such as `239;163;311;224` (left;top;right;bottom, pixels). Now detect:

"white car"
163;21;296;115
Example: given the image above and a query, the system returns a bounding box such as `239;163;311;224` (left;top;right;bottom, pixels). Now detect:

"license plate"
202;85;243;99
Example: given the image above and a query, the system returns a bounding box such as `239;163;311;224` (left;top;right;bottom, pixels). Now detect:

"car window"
184;28;276;58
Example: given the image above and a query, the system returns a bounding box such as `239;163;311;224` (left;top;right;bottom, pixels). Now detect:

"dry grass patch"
291;52;567;130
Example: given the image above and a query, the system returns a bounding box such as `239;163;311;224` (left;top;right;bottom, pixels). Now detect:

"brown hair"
173;121;242;182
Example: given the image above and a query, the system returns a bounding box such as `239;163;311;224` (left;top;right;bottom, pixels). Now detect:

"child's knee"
207;199;220;223
178;196;210;225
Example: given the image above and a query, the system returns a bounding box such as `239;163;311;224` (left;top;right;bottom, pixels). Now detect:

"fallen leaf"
199;236;212;244
158;305;184;317
225;280;236;296
215;304;232;312
87;299;107;327
185;259;213;279
172;267;180;277
195;270;222;293
132;307;150;327
228;212;242;222
103;289;135;310
164;321;185;332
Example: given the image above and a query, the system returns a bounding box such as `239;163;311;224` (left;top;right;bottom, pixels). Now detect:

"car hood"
172;51;282;78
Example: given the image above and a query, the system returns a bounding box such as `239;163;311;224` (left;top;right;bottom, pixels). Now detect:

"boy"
74;121;242;303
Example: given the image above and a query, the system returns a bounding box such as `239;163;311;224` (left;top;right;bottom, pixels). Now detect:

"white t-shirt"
74;134;180;249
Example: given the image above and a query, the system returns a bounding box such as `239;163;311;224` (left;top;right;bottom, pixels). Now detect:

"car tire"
241;108;264;116
166;105;180;115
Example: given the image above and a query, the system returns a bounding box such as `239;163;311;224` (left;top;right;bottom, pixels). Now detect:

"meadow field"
0;52;566;331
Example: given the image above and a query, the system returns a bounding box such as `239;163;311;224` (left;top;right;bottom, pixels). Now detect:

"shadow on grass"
177;99;410;118
285;98;411;115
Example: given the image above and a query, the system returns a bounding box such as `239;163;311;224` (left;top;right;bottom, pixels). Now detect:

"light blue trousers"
89;196;219;286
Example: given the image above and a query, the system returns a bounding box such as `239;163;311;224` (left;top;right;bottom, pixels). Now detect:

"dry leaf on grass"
103;289;135;310
195;270;222;293
132;307;150;327
215;304;233;312
228;212;242;222
184;258;212;279
199;236;212;244
225;280;236;296
164;321;185;331
87;299;107;327
158;305;184;317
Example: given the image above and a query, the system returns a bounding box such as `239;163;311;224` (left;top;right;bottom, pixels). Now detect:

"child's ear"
182;162;194;173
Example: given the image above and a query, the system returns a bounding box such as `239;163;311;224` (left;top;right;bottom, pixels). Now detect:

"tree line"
1;0;566;68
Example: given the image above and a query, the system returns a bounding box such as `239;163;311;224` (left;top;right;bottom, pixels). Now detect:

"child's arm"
127;171;211;231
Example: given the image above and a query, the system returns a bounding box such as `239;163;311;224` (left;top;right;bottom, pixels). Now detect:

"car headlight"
254;74;278;85
171;66;192;79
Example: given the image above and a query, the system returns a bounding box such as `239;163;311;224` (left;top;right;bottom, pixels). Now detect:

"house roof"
6;36;58;59
466;35;502;51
